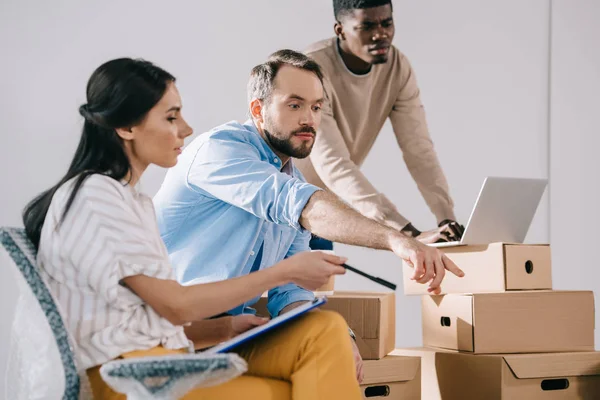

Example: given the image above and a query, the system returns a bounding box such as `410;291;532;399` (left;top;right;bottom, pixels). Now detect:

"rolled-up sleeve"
187;138;320;231
267;284;315;317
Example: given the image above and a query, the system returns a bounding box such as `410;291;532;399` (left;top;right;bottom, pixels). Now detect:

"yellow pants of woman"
87;310;362;399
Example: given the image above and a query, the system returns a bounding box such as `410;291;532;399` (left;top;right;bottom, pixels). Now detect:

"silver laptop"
430;177;547;248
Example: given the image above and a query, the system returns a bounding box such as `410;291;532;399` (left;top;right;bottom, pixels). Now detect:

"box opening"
364;385;390;397
525;260;534;274
541;378;570;391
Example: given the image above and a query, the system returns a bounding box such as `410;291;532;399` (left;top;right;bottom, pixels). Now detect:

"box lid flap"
361;355;420;385
503;352;600;379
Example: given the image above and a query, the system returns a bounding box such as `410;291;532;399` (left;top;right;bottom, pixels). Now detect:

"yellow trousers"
87;310;362;399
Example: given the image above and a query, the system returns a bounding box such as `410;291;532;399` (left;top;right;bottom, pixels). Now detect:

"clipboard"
201;296;327;355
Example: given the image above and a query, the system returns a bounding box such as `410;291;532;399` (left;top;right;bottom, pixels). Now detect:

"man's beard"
263;122;316;159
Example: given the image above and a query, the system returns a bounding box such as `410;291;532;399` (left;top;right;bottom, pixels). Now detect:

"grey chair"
0;227;246;400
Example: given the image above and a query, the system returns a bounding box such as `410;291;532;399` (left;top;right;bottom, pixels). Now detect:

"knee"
293;311;355;364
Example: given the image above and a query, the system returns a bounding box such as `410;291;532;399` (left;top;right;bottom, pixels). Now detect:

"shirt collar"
243;119;295;176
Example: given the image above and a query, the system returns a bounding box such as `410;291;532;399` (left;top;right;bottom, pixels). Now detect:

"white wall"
550;0;600;347
0;0;552;378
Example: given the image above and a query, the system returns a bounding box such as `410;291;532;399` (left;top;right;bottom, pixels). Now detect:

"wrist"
218;316;235;341
438;219;454;226
280;301;306;315
269;260;294;286
386;230;410;252
400;222;421;237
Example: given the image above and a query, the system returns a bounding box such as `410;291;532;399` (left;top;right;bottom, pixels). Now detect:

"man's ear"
334;22;345;40
115;127;134;141
250;99;264;123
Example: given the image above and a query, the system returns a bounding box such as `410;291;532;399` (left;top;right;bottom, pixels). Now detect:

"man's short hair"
333;0;393;21
247;49;324;105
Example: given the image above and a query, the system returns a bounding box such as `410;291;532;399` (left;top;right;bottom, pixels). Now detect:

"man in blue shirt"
154;49;464;380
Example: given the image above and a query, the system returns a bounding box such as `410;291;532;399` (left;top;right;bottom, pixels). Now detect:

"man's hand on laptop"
415;226;456;244
438;219;465;241
390;234;465;294
401;221;464;244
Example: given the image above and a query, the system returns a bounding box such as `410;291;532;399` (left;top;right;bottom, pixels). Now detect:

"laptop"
430;177;547;248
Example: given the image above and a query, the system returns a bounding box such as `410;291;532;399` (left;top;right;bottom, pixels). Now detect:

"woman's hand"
277;251;347;291
230;314;270;337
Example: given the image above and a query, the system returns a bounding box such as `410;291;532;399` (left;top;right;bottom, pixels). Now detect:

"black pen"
342;263;397;291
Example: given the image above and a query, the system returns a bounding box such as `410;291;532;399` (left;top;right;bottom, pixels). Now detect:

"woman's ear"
115;127;134;141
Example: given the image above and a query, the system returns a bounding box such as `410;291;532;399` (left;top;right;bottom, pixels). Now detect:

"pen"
342;263;397;291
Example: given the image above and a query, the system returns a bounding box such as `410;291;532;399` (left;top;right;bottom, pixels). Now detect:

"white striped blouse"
37;174;191;371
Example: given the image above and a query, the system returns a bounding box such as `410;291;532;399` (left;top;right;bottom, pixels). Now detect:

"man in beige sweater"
296;0;463;250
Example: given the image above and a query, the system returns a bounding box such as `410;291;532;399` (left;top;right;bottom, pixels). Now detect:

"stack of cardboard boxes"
395;242;600;399
320;291;421;399
254;286;421;399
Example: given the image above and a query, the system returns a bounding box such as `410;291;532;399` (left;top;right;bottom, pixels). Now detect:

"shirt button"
273;158;279;163
250;251;255;256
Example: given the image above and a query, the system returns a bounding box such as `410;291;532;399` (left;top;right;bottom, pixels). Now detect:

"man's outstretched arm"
300;190;464;293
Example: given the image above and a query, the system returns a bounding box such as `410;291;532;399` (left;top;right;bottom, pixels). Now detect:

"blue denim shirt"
153;120;320;317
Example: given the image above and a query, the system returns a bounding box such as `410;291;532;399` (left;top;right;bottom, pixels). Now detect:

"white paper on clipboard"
201;296;327;355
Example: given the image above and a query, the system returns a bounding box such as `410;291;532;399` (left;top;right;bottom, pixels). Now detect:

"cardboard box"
393;347;600;399
422;290;594;353
391;348;451;400
252;291;395;360
403;243;552;295
360;354;421;399
321;291;395;360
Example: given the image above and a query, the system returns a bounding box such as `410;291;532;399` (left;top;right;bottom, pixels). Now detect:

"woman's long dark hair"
23;58;175;249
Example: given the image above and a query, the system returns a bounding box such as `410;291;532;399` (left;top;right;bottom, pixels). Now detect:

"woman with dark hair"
23;58;362;399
